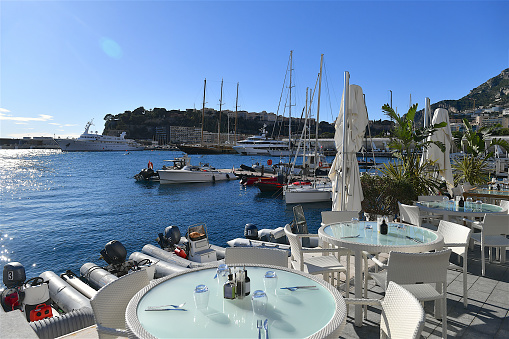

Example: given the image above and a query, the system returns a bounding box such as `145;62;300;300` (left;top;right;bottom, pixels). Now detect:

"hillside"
415;68;509;124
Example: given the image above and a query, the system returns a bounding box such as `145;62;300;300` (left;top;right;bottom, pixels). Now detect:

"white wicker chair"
398;202;421;227
284;224;350;295
467;214;509;276
368;249;452;338
345;281;425;339
437;220;472;307
320;210;360;226
225;247;288;268
499;199;509;213
451;186;463;198
90;269;150;339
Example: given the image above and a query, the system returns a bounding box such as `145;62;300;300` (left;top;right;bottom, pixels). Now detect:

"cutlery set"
406;236;424;243
257;319;269;339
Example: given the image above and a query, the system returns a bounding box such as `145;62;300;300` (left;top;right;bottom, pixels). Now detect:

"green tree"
452;119;509;185
379;103;448;196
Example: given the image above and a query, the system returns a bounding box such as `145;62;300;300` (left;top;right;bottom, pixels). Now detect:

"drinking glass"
466;197;473;210
263;271;278;295
476;200;482;212
216;264;229;285
251;290;267;315
193;284;209;310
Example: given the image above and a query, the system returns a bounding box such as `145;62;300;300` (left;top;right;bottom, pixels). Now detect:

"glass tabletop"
133;266;343;338
467;187;509;197
321;221;438;246
417;200;505;213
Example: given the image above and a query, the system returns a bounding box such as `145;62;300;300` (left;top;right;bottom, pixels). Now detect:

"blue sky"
1;1;508;138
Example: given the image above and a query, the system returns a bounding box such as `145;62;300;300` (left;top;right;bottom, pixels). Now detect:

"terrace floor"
339;245;509;339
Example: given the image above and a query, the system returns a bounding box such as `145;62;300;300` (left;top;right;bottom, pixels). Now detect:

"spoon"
146;302;186;310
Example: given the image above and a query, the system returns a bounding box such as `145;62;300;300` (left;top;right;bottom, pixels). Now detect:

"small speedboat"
158;154;235;184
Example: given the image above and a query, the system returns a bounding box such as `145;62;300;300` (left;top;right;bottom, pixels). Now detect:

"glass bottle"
244;266;250;296
380;218;388;235
223;271;236;299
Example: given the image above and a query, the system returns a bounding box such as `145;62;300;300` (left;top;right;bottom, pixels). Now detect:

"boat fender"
226;174;230;179
212;175;215;182
174;246;187;259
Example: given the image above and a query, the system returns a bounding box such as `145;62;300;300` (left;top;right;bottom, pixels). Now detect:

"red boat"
240;175;277;186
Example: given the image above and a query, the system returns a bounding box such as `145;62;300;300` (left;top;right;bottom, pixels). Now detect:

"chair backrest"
380;281;425;339
398;202;421;227
499;200;509;214
90;269;150;335
451;186;463;197
225;247;288;268
321;211;359;225
461;183;472;192
481;214;509;236
284;224;303;269
293;205;309;247
437;220;472;257
418;195;442;202
386;249;452;286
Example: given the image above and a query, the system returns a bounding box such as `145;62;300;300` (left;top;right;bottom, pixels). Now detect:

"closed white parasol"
329;73;368;211
425;108;454;194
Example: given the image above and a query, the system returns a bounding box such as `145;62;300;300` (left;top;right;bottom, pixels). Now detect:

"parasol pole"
341;71;350;211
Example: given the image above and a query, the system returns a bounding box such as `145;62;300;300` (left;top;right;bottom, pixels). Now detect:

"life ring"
147;161;153;170
267;159;272;166
318;162;322;167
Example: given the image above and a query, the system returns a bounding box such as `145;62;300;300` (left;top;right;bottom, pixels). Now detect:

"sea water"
1;149;340;282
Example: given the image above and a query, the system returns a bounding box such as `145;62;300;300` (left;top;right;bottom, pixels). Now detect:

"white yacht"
54;120;144;152
158;154;235;184
232;125;289;156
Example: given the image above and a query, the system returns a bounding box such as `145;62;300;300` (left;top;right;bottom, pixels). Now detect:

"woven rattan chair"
225;247;288;268
320;210;360;226
398;202;421;227
284;224;350;295
467;214;509;276
499;199;509;213
437;220;472;307
345;281;425;339
368;249;452;338
90;269;150;339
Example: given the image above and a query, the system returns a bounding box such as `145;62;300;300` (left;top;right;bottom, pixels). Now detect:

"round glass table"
463;186;509;202
416;200;506;221
318;221;444;327
125;264;347;338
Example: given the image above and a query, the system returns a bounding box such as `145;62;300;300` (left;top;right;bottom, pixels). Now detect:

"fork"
280;286;318;291
257;319;262;339
146;302;186;310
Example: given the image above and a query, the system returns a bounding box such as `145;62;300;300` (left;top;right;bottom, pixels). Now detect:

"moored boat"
157;154;236;184
53;120;144;152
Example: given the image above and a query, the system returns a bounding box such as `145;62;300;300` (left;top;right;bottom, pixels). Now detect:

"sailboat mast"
201;78;206;145
288;50;293;152
235;82;239;145
218;78;223;145
315;54;323;171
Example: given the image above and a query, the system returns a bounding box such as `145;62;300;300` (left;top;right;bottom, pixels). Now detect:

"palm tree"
452;118;509;185
380;103;448;196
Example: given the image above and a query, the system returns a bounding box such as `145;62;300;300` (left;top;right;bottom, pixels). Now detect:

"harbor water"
1;149;340;282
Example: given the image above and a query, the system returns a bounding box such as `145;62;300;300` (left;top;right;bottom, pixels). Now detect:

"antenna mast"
201;79;206;145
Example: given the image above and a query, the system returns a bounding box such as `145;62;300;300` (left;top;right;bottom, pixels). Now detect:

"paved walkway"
339;245;509;338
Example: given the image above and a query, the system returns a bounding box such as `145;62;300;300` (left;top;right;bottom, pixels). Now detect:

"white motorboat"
284;181;332;204
157;154;235;184
54;120;144;152
232;125;289;156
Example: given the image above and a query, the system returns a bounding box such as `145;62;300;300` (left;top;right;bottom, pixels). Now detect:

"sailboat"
284;55;333;204
177;79;235;154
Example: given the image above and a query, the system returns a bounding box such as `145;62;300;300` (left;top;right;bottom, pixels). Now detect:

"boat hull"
54;139;143;152
284;187;332;204
158;169;235;183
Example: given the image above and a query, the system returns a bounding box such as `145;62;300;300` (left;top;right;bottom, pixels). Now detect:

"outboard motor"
100;240;132;277
1;262;26;311
244;223;259;240
156;226;181;250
